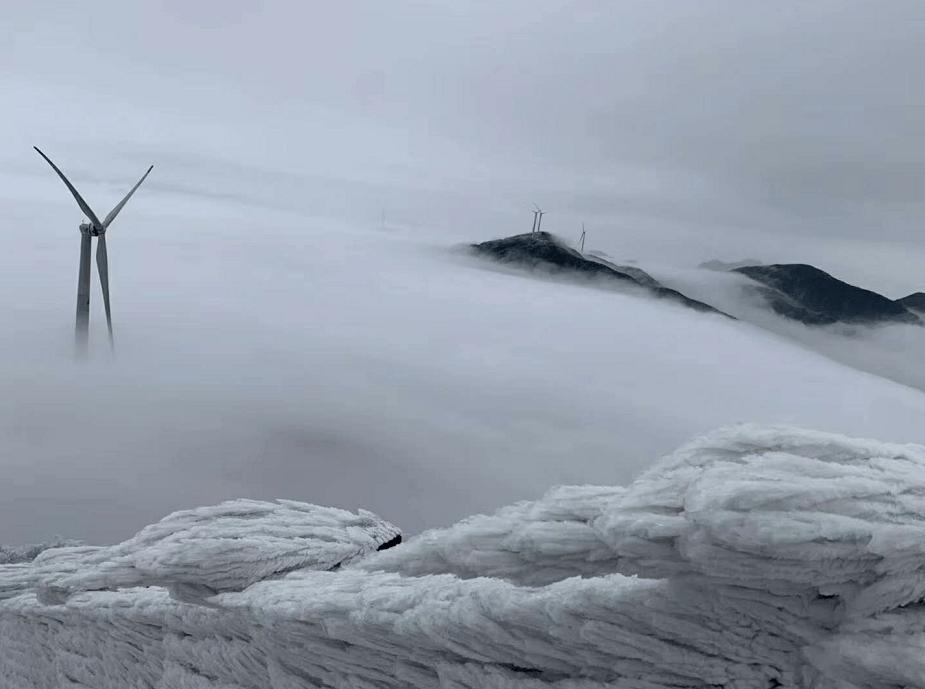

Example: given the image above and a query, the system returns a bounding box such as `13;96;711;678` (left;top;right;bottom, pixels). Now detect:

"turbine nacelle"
78;222;103;237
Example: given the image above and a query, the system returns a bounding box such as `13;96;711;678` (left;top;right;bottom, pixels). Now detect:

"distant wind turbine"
536;206;546;233
34;147;153;356
531;207;540;233
579;223;586;253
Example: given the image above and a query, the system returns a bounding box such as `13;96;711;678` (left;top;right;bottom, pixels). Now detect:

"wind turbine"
34;147;153;356
531;207;540;233
535;206;546;233
579;223;586;253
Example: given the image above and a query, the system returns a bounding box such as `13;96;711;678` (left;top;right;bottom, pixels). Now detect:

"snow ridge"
30;499;402;606
3;425;925;688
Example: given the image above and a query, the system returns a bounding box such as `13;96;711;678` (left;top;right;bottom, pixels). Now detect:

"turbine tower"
579;223;586;253
34;147;153;356
531;202;544;233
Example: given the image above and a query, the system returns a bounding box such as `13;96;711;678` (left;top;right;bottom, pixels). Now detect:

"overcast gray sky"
4;0;925;276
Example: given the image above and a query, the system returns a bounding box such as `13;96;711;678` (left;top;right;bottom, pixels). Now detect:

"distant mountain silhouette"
470;232;733;318
734;264;922;326
898;292;925;314
699;258;764;271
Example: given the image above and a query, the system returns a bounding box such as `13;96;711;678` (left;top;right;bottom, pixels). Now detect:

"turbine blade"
96;234;114;349
103;165;153;229
33;147;105;230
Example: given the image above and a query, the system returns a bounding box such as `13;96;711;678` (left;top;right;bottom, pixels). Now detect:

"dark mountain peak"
469;233;732;318
898;292;925;313
471;232;635;280
699;258;764;272
734;263;922;326
739;263;832;281
472;231;605;268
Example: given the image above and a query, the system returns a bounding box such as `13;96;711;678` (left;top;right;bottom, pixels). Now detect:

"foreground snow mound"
29;499;401;605
3;425;925;688
366;425;925;616
0;538;84;565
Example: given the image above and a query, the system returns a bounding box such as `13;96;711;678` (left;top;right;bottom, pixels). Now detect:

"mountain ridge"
733;263;922;326
469;232;733;318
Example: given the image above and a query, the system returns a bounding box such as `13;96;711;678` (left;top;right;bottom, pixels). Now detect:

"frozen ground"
3;424;925;688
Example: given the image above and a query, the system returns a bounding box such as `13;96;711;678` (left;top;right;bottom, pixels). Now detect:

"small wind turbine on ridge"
534;204;546;233
34;147;153;357
579;223;586;253
531;205;540;233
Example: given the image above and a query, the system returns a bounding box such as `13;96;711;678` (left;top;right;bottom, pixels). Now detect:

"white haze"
4;1;925;546
4;162;925;546
647;264;925;397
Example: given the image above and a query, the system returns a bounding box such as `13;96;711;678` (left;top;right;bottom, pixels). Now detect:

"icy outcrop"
0;537;83;565
3;425;925;688
366;425;925;611
32;499;401;605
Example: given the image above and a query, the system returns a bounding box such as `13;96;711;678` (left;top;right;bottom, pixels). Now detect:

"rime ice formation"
29;499;402;606
0;538;83;565
3;425;925;688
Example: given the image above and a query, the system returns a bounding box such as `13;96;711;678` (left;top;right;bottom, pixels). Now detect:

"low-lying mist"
648;265;925;396
5;181;925;547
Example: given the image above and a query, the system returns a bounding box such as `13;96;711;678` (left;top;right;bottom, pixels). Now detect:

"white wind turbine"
34;147;153;356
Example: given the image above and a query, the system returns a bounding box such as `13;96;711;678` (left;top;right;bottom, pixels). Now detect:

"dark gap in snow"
378;534;402;551
498;663;568;681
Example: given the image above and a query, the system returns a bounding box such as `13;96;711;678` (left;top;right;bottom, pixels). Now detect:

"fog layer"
2;170;925;544
5;2;925;544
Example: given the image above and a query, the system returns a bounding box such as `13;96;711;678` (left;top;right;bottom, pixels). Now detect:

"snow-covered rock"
0;538;83;565
32;499;401;605
3;425;925;688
